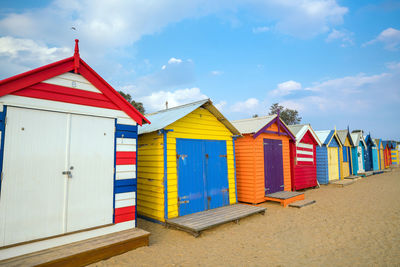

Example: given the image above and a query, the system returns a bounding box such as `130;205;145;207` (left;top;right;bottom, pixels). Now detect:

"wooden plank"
165;204;266;236
289;199;316;208
265;191;304;200
0;229;149;267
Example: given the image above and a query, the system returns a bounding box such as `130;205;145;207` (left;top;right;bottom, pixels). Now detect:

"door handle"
62;170;72;178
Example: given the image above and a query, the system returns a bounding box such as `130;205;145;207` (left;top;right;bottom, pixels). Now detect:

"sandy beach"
91;168;400;267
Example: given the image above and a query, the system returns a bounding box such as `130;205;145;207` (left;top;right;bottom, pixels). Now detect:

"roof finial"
74;39;80;73
277;108;280;118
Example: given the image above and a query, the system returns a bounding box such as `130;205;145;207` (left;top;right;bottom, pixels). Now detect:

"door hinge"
221;188;229;192
219;155;227;158
178;196;189;204
177;154;187;160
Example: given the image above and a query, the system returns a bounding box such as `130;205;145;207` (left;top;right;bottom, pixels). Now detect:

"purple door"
263;139;284;195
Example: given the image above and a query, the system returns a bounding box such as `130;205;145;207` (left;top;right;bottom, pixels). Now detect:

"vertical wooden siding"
340;137;351;178
379;148;384;170
316;146;328;184
291;131;318;190
137;132;164;221
235;135;257;203
165;107;236;219
235;122;291;204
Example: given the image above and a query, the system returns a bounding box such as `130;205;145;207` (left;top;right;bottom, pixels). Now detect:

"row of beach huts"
0;40;398;265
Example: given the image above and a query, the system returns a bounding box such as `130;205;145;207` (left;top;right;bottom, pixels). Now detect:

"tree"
252;114;259;118
268;103;301;125
118;91;145;114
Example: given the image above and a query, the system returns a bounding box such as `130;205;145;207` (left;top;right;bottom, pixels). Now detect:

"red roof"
0;40;149;125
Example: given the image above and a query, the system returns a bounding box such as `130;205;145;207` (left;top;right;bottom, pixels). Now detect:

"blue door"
177;139;229;216
204;140;229;210
177;139;205;216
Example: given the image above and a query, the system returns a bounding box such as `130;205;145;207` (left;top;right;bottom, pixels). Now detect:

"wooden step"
331;179;355;187
0;228;150;267
289;199;316;208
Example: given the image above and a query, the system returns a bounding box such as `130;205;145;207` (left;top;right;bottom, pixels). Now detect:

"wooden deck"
289;199;316;208
165;204;266;237
345;175;361;180
331;179;355;187
0;228;150;267
265;191;305;207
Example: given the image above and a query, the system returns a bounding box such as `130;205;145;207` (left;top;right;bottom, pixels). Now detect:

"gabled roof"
315;130;342;147
0;39;149;125
374;138;382;149
288;124;321;146
350;131;367;148
337;129;355;147
231;115;275;134
138;99;240;135
365;134;377;147
231;115;295;140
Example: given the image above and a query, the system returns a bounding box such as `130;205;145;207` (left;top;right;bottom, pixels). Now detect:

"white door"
66;114;114;232
0;107;115;246
0;107;68;246
357;146;364;172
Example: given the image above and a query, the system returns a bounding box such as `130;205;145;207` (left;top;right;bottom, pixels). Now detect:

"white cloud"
0;0;348;52
325;28;354;47
231;98;260;113
364;27;400;51
214;100;227;111
133;57;195;95
138;87;208;112
168;57;183;64
210;70;223;76
0;36;71;78
271;80;302;96
281;64;400;117
250;0;348;38
252;26;270;33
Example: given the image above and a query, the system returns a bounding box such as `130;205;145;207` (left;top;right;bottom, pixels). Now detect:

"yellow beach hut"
374;139;385;170
136;99;240;223
337;129;354;178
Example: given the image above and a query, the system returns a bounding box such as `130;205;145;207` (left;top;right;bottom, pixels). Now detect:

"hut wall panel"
316;146;329;184
235;135;257;203
235;121;291;204
392;150;399;165
137;131;164;222
379;148;384;170
114;123;137;224
42;73;102;93
292;131;318;190
165;107;236;219
351;147;359;174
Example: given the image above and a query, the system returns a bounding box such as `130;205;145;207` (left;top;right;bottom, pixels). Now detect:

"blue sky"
0;0;399;139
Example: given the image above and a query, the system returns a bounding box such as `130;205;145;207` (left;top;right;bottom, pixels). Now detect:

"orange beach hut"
232;114;300;206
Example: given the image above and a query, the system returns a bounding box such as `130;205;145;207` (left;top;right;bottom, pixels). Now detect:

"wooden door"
264;139;284;194
0;107;67;246
66;114;114;232
357;146;364;172
0;107;115;246
328;147;339;181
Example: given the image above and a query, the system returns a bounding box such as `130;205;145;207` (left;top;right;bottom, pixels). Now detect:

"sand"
91;168;400;266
